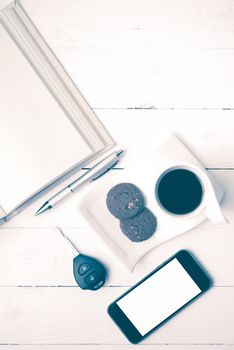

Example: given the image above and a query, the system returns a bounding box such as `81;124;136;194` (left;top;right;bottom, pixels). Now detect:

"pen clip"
91;160;119;181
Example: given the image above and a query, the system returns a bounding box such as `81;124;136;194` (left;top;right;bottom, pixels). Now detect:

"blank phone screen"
117;258;201;336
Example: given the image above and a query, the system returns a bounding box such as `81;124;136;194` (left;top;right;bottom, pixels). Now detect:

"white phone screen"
117;258;201;336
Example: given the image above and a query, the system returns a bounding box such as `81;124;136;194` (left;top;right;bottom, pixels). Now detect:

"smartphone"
108;250;212;344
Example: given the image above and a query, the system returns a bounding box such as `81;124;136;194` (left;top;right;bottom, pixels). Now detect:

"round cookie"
120;208;157;242
106;183;145;220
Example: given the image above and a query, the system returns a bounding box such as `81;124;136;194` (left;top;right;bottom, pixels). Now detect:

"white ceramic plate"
79;135;224;270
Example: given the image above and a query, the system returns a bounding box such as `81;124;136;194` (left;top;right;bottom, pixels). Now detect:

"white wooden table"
0;0;233;349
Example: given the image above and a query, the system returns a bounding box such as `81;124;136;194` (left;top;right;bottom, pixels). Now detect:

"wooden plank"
3;168;234;228
0;346;232;350
52;48;234;109
97;110;234;168
1;1;233;349
0;219;233;286
19;0;234;108
22;0;234;49
1;109;232;177
0;1;232;348
0;286;232;344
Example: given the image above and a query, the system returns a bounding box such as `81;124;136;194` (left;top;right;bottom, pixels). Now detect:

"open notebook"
0;1;115;222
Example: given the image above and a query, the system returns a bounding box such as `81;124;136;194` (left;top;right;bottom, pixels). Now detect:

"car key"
57;227;106;291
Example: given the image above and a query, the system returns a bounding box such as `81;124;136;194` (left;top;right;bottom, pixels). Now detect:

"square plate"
79;135;223;270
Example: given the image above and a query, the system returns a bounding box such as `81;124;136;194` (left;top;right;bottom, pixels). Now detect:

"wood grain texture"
19;0;234;109
0;286;233;344
0;222;234;287
0;0;233;349
0;347;233;350
3;169;234;227
22;0;234;49
51;49;234;109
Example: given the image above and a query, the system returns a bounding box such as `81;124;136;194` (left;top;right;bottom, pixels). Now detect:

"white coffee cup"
155;163;226;224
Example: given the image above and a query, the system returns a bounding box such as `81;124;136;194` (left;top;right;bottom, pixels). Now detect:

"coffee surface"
156;169;203;215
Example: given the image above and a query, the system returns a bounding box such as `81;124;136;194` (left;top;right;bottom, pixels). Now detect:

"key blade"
56;227;79;256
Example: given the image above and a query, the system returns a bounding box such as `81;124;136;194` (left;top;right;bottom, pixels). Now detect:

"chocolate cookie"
106;182;145;219
120;208;157;242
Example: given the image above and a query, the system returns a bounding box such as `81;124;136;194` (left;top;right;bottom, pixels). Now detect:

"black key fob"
73;254;106;291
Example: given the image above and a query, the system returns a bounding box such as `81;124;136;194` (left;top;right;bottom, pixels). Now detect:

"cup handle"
204;199;228;224
184;163;228;224
203;175;228;224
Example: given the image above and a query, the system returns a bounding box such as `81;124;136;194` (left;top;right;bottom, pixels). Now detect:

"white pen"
35;150;123;216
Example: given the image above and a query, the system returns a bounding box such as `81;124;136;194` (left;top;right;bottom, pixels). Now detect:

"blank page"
0;24;92;212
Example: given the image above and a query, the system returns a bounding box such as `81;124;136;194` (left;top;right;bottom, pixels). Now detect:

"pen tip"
34;202;52;216
117;149;124;157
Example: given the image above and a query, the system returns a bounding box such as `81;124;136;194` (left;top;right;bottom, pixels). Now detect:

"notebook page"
0;24;92;212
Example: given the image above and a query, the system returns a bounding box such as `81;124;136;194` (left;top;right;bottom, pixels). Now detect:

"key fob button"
78;263;91;275
93;280;105;290
85;271;99;285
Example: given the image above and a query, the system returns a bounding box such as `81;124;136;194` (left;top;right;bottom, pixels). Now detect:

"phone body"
108;250;212;344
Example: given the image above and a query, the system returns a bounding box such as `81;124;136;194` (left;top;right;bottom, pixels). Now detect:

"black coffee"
156;169;203;215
